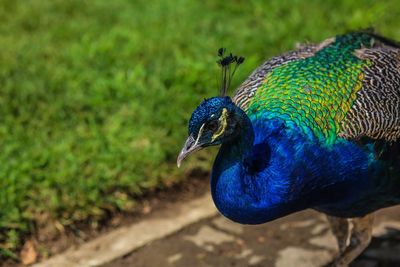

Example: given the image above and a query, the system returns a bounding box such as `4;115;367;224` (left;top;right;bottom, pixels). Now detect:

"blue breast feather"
210;114;387;224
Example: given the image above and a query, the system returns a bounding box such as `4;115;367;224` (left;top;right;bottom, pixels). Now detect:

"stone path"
101;206;400;267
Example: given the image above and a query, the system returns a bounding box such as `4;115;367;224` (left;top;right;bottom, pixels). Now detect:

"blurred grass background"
0;0;399;259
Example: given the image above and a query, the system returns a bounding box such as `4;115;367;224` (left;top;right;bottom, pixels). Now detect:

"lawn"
0;0;399;260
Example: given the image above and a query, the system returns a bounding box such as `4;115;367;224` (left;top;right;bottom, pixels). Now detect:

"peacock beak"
177;134;202;168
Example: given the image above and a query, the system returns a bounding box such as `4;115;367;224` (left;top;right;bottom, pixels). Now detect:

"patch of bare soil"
1;170;210;267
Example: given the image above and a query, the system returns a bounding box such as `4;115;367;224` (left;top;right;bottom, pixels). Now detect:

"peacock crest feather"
216;48;245;96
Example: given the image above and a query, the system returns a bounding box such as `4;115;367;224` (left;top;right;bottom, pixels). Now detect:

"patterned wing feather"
233;32;400;143
233;38;334;109
339;45;400;141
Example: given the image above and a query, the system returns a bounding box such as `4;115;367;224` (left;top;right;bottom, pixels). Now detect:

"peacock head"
177;48;245;167
177;96;242;167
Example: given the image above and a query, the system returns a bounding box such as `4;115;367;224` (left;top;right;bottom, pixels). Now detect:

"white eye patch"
211;108;228;142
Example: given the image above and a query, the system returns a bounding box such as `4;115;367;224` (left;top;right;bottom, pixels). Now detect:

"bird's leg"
328;213;374;267
326;215;349;254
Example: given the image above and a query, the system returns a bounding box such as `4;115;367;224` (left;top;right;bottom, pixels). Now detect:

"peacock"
177;30;400;267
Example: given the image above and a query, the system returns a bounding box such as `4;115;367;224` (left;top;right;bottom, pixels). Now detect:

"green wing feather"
234;31;400;144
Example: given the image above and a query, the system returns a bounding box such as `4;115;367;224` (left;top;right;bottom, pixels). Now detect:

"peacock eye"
207;120;219;132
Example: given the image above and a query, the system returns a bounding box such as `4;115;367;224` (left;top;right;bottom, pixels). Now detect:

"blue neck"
211;112;374;224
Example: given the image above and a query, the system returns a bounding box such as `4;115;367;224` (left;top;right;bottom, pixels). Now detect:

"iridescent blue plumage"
207;99;393;224
177;31;400;266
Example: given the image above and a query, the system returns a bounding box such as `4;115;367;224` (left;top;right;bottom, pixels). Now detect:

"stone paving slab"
32;189;400;267
101;206;400;267
32;193;218;267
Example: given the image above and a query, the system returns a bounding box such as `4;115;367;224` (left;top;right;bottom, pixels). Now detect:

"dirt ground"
101;207;400;267
1;173;210;267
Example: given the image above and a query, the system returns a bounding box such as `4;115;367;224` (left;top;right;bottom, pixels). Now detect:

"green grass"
0;0;399;258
